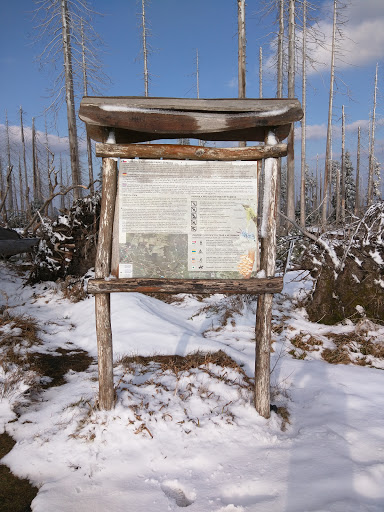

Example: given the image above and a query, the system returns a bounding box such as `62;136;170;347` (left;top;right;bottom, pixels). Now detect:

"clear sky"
0;0;383;193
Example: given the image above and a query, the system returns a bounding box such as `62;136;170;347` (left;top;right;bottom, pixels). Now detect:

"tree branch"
23;181;98;235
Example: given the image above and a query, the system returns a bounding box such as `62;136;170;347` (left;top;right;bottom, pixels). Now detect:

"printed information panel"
118;159;258;279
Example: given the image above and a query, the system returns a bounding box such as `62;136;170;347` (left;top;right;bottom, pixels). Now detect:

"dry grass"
321;332;384;366
60;276;88;303
0;365;37;401
0;312;41;349
287;332;323;360
276;406;290;432
291;333;323;352
116;350;252;387
321;347;351;365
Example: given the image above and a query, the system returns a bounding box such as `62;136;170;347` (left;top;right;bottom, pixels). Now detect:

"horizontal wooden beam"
95;143;288;160
81;96;303;114
87;277;284;295
79;96;302;143
87;124;291;144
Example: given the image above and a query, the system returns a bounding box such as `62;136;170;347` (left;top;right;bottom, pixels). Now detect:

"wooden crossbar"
87;277;284;295
95;143;288;161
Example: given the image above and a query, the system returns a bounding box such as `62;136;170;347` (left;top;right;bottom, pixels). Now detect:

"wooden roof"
79;96;303;143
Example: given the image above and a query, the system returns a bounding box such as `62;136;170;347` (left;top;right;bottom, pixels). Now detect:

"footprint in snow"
161;480;195;508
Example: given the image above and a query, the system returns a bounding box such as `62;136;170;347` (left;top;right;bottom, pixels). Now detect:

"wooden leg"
254;293;273;418
94;157;117;410
95;293;114;409
254;134;279;418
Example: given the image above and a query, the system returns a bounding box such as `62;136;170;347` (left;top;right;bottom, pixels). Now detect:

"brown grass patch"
321;347;351;365
359;339;384;358
0;313;41;349
276;406;290;432
319;332;384;366
291;333;323;352
116;350;251;386
61;276;88;303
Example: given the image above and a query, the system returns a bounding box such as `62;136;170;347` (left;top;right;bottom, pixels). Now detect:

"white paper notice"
119;159;258;278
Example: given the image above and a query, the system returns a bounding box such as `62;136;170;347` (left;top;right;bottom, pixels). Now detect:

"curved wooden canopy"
79;96;303;143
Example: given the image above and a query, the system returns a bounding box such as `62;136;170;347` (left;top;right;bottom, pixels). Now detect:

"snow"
369;249;384;265
1;262;384;511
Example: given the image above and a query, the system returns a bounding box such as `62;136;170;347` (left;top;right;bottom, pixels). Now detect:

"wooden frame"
88;276;284;295
81;96;303;419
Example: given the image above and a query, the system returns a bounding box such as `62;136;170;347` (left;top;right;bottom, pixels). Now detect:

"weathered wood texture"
88;277;283;295
79;97;303;143
95;142;288;160
110;190;120;278
95;293;114;409
254;146;279;419
94;157;117;410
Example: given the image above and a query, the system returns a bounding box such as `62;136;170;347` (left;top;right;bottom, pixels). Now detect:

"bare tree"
286;0;295;227
367;63;378;207
335;166;340;223
5;111;14;213
354;126;361;216
17;156;24;213
80;17;94;194
277;0;284;98
33;0;107;201
238;0;246;99
32;117;39;203
0;164;13;218
61;0;82;197
321;0;337;228
238;0;246;148
300;0;307;227
19;107;30;214
341;104;346;221
33;0;81;198
141;0;150;97
259;47;263;98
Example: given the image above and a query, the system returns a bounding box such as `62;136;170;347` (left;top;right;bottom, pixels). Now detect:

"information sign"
118;159;258;279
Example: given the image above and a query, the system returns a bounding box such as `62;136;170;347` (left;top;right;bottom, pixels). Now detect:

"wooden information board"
117;158;259;280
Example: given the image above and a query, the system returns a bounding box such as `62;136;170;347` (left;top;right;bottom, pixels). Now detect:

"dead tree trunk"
81;18;94;195
32;118;40;203
141;0;149;97
300;0;307;228
322;0;337;228
341;104;346;222
276;0;284;233
18;156;24;213
59;154;65;211
237;0;246;148
5;111;14;214
286;0;295;228
20;107;30;215
355;126;361;216
335;167;340;223
61;0;81;200
367;63;378;207
259;47;263;98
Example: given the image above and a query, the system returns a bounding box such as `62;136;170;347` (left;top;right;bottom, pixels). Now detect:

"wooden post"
254;132;279;419
95;157;117;409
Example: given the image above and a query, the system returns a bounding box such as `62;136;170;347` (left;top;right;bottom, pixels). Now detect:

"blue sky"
0;0;383;193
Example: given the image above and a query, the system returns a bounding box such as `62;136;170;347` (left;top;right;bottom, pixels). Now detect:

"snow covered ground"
1;260;384;511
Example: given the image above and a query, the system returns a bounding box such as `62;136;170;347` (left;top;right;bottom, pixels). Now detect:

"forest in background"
0;0;382;234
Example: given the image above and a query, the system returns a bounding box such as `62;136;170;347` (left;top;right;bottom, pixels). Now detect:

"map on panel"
118;159;258;279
